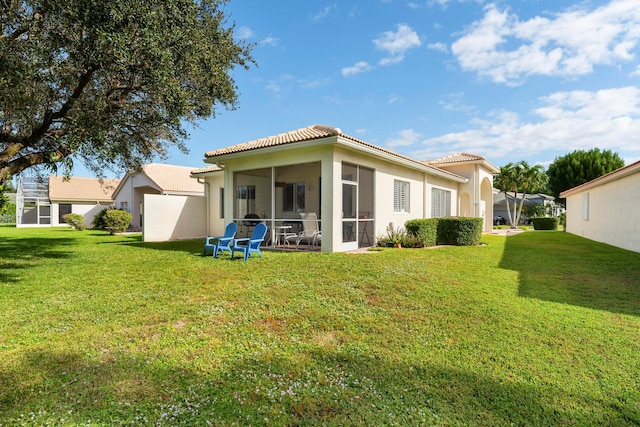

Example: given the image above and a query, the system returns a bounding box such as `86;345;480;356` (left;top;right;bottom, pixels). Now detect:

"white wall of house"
203;141;471;252
50;202;111;228
200;172;225;238
113;173;161;229
564;171;640;253
142;194;207;242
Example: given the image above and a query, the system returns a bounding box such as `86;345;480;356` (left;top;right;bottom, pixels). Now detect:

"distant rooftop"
48;176;120;202
140;163;204;194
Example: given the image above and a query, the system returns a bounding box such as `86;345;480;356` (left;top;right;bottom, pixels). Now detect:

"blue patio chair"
202;222;238;258
231;222;268;261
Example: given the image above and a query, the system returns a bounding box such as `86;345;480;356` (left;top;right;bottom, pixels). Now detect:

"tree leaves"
0;0;254;183
547;149;625;201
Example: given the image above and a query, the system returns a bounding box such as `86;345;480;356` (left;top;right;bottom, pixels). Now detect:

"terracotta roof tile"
48;176;120;202
203;124;467;181
141;163;204;194
191;164;223;175
423;153;486;165
204;124;341;157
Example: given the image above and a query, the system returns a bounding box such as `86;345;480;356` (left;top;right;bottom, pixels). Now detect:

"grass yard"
0;226;639;426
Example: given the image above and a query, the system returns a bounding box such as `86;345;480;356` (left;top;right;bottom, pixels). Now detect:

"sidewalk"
490;228;526;236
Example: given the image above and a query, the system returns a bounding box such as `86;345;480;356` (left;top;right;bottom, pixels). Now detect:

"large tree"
547;149;624;201
0;0;254;185
494;161;548;228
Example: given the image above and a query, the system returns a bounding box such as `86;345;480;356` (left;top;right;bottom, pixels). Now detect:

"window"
120;201;128;212
394;180;409;213
283;182;305;212
236;185;256;216
431;188;451;218
582;193;589;220
58;204;72;223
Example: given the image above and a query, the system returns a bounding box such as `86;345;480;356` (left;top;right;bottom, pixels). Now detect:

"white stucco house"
561;159;640;253
112;163;209;241
16;175;119;228
192;124;498;252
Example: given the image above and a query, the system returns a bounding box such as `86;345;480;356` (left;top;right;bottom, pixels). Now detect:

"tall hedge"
405;219;439;247
436;217;483;246
405;217;483;247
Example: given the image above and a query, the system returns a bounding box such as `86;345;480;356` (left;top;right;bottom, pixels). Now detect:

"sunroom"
192;124;481;253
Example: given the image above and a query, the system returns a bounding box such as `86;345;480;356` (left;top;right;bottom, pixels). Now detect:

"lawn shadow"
2;345;635;425
0;235;75;283
499;232;640;317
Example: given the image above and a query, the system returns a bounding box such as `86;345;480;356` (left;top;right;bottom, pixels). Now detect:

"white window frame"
394;180;410;213
431;188;451;218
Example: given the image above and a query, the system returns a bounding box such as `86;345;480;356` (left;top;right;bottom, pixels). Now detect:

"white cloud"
386;129;423;148
412;86;640;160
373;24;422;65
427;42;449;53
261;36;279;47
388;94;403;104
342;61;374;77
451;1;640;85
236;26;255;41
311;5;334;21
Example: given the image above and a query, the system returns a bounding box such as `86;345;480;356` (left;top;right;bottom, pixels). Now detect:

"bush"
62;213;85;230
102;209;132;235
376;224;406;248
92;208;109;230
405;218;439;247
531;217;558;230
436;217;483;246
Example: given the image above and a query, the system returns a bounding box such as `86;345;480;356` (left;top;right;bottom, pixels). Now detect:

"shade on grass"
0;226;638;425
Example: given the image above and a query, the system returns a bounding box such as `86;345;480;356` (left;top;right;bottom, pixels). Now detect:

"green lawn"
1;226;639;426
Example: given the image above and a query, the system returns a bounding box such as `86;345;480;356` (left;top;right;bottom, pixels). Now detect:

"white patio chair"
285;212;320;250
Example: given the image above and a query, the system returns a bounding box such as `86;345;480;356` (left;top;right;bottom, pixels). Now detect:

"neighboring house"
561;160;640;253
16;175;119;228
192;124;498;252
112;163;207;241
493;192;559;225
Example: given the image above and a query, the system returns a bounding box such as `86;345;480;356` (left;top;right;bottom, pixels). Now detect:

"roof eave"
560;160;640;198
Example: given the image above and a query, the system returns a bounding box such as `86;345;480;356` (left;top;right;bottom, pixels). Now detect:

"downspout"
197;178;210;236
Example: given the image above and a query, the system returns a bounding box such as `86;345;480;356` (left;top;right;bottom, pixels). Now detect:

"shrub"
531;217;558;230
62;213;85;230
436;217;483;246
405;218;439;247
102;209;132;235
559;212;566;229
377;224;406;248
92;208;109;230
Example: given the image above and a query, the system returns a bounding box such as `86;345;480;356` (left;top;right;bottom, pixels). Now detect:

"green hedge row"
531;217;558;230
404;217;483;247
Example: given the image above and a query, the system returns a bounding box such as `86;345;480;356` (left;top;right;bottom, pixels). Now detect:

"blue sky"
96;0;640;177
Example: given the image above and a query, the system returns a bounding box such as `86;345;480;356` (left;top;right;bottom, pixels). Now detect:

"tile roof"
424;153;487;165
204;124;342;157
560;159;640;197
190;164;223;176
141;163;205;194
48;176;120;202
203;124;467;181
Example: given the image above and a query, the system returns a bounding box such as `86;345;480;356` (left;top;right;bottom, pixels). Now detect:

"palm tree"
513;161;548;227
494;163;517;228
494;161;548;228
